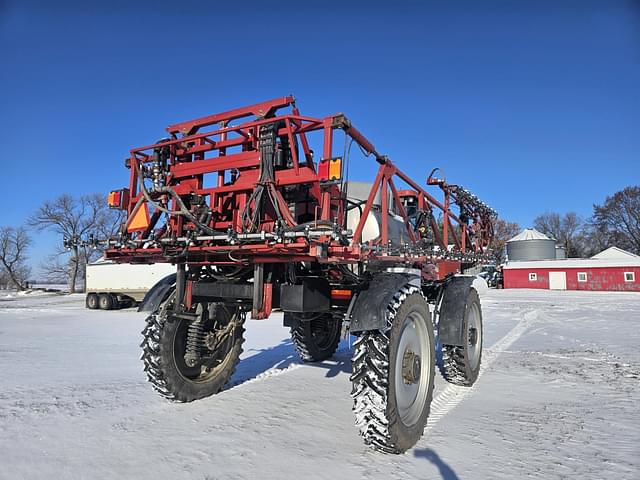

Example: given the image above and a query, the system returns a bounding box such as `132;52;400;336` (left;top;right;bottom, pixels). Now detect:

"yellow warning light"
127;202;150;233
328;157;342;181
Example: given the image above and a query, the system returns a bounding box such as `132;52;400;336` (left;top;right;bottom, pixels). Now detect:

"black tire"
86;293;99;310
439;288;483;386
140;292;245;402
351;285;435;454
98;293;114;310
288;313;341;362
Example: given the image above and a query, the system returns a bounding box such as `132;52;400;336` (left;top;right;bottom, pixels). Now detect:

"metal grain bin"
506;228;557;261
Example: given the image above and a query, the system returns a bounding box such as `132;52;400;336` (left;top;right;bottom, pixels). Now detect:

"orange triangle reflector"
127;202;150;232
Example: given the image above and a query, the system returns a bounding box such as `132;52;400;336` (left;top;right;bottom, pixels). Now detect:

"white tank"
346;208;409;245
345;181;409;246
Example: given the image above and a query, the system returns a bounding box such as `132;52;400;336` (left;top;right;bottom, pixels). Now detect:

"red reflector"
318;157;342;181
331;289;352;299
318;159;330;180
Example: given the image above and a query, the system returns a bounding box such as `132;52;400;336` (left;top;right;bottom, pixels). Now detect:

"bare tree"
534;211;584;257
38;249;71;284
0;226;32;290
31;194;122;293
591;186;640;255
533;212;562;240
490;219;521;264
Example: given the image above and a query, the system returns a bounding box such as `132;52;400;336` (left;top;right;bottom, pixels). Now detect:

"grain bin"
506;228;557;261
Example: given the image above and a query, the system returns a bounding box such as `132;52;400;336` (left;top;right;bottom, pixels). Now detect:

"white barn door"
549;271;567;290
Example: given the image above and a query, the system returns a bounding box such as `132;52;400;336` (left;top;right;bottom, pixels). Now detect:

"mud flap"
438;275;475;346
137;273;177;313
349;273;420;333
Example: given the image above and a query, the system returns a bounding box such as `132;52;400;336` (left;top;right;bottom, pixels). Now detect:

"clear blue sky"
1;0;639;272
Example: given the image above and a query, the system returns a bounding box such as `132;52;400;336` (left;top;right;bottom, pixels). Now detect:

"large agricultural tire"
439;288;483;386
98;293;115;310
86;293;99;310
140;292;245;402
350;285;435;454
288;313;342;362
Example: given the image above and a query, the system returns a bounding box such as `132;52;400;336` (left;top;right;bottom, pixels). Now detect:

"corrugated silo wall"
507;239;556;261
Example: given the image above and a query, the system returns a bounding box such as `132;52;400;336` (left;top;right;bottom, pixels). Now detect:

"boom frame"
104;96;495;280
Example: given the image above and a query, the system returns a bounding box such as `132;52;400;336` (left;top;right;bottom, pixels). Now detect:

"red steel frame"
105;96;495;279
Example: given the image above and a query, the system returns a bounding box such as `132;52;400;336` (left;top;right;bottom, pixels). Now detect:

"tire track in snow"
426;309;540;431
229;362;303;389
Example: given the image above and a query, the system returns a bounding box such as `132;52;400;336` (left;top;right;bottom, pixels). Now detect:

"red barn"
503;247;640;292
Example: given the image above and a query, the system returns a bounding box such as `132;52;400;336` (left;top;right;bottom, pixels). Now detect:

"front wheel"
351;286;435;454
140;293;246;402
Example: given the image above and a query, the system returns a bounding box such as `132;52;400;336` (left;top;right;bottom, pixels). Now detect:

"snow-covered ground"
0;289;638;479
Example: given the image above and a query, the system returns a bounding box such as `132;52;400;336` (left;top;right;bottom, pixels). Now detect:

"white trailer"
85;261;175;310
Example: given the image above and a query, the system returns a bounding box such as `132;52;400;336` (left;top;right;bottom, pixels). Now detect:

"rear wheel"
86;293;99;310
439;288;483;386
98;293;114;310
140;292;245;402
351;286;435;453
288;312;341;362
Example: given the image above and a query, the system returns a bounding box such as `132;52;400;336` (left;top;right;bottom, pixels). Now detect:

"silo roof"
507;228;552;242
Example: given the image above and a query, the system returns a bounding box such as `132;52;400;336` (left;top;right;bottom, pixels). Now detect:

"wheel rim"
171;305;238;384
394;308;431;427
467;302;482;370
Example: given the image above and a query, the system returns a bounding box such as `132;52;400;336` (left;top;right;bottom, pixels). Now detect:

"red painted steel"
104;97;495;277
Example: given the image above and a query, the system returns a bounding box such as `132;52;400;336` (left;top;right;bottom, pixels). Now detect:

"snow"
0;290;638;479
591;246;640;260
507;228;552;242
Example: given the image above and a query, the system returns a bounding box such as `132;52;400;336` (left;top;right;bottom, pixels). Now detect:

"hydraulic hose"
137;170;221;236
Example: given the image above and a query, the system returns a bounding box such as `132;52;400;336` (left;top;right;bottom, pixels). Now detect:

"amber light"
319;157;342;181
108;188;129;210
108;191;121;208
331;289;352;299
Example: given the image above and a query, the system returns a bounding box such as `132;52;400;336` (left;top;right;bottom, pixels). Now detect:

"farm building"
503;246;640;292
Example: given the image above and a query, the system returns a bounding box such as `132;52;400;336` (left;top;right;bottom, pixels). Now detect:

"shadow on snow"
414;448;460;480
228;338;353;389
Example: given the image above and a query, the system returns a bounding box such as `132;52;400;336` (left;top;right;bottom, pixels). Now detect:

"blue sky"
1;0;639;272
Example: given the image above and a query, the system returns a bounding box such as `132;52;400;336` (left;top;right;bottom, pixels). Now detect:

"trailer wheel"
350;286;435;454
98;293;115;310
288;313;341;362
86;293;99;310
140;292;245;402
439;288;483;386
